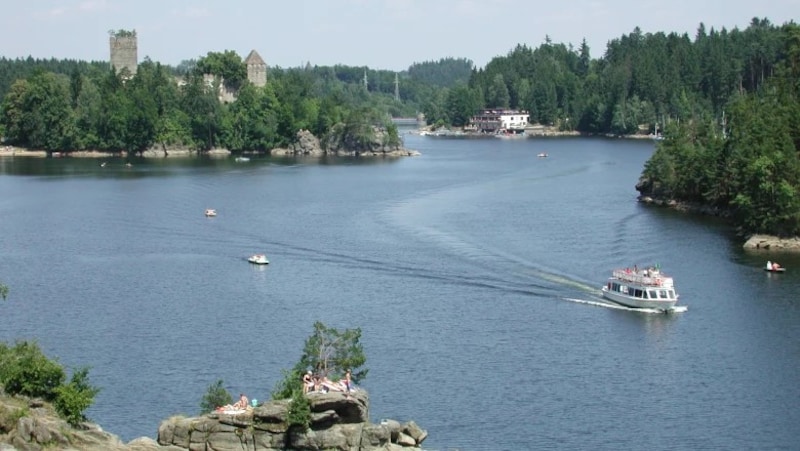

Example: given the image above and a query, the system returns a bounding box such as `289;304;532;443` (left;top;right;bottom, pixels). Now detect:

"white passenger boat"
248;254;269;265
601;266;679;311
204;209;217;217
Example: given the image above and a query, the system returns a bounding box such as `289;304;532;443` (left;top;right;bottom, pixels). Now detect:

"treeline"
0;54;401;155
425;18;792;134
639;24;800;236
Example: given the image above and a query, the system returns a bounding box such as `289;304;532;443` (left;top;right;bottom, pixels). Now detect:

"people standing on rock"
343;369;352;392
303;370;314;394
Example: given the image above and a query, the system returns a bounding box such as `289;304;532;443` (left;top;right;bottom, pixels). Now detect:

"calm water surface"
1;135;799;450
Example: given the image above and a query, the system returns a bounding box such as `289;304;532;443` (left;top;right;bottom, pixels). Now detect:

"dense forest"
0;18;798;236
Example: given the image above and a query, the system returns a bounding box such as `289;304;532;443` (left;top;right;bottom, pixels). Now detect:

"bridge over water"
390;117;424;126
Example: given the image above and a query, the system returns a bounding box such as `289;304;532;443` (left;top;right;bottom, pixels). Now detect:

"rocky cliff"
0;390;426;451
158;390;425;451
271;129;420;157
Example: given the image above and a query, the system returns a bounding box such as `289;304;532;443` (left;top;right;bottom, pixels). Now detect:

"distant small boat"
248;254;269;265
205;209;217;217
765;261;785;272
537;152;548;158
235;156;250;162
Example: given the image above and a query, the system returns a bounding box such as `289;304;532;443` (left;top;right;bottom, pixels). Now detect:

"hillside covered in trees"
0;18;798;236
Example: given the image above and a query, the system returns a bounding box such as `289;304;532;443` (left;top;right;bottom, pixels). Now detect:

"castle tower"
109;29;138;76
244;50;267;87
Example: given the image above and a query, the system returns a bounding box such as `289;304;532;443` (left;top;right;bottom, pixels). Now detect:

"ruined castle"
109;29;138;76
109;29;267;102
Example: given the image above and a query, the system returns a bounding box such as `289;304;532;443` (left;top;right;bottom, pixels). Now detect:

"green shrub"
0;341;99;425
200;379;231;414
286;389;310;431
0;341;65;400
271;368;303;401
53;367;100;425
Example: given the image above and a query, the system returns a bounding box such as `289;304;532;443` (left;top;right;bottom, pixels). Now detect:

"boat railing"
612;269;673;287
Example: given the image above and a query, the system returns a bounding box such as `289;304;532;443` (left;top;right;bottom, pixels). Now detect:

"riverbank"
743;234;800;252
638;195;800;252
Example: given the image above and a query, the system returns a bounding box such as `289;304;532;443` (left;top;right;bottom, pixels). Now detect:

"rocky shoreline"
0;128;420;160
0;389;427;451
637;195;800;253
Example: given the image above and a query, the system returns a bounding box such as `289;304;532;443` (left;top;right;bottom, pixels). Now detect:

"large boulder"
271;128;419;158
157;390;427;450
0;396;184;451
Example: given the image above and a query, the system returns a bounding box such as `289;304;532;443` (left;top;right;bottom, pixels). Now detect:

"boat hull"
764;267;786;273
248;256;269;265
601;287;678;310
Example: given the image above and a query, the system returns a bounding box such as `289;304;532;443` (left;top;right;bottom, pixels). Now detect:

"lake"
1;134;799;450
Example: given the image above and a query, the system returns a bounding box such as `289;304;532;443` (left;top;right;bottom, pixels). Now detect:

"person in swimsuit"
302;370;314;394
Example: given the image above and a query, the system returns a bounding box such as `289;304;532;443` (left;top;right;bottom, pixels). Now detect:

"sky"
0;0;798;71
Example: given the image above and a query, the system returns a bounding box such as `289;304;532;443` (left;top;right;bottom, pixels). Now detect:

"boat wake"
563;297;688;314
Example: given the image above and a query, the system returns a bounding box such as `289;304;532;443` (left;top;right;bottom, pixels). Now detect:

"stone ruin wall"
110;35;138;75
247;61;267;87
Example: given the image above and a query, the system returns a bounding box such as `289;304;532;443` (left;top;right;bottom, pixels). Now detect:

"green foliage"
0;341;65;399
195;50;247;90
445;84;482;127
286;389;311;431
109;29;136;38
200;379;232;414
0;71;74;151
407;57;474;88
299;321;367;383
272;322;367;403
53;367;100;425
383;123;401;148
271;368;303;401
638;30;800;237
0;341;99;425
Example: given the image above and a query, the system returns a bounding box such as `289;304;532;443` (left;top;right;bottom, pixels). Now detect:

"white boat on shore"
248;254;269;265
601;266;679;311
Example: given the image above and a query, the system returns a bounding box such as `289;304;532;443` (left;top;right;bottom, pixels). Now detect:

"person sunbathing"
235;393;249;409
216;393;249;412
319;376;346;392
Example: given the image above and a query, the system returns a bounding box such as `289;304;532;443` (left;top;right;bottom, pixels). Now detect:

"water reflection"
0;152;403;177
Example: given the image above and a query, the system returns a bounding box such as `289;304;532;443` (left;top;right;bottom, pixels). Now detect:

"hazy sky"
1;0;797;70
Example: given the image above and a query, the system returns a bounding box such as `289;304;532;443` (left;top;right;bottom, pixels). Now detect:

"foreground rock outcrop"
157;390;426;451
0;390;426;451
0;395;181;451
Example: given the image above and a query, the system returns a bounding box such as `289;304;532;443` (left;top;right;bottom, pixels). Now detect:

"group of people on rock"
303;369;354;394
213;368;355;413
215;393;252;412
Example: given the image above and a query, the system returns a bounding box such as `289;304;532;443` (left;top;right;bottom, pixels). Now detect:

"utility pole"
363;69;368;91
394;73;400;101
